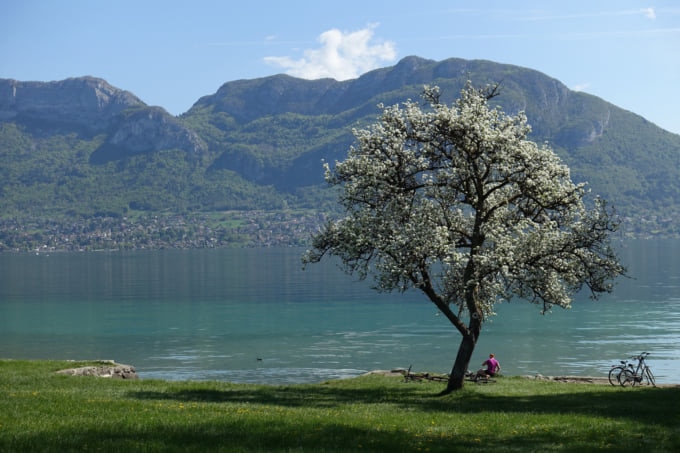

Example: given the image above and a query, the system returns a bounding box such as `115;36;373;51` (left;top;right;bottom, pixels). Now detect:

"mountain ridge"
184;56;680;204
1;56;679;250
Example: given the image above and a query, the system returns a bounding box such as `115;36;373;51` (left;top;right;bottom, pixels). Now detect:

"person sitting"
475;353;501;380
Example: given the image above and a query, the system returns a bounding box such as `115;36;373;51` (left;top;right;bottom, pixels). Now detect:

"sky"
2;1;679;134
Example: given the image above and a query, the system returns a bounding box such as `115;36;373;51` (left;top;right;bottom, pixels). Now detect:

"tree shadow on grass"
6;380;679;452
129;381;680;428
131;382;426;408
10;385;679;452
4;416;598;453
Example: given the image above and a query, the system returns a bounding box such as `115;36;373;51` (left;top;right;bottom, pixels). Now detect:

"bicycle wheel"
620;369;635;387
608;366;624;386
645;367;656;386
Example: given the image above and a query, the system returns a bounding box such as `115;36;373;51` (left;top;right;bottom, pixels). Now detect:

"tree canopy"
303;83;625;392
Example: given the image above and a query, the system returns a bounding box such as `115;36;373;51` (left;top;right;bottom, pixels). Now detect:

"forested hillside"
2;56;680;251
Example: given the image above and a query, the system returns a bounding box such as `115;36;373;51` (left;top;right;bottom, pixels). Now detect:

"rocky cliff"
0;76;206;159
91;106;207;163
0;76;143;133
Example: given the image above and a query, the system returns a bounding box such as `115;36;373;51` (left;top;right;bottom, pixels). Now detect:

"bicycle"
608;358;631;386
619;352;656;387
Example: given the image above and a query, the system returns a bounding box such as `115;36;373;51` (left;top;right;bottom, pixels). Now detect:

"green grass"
1;360;678;452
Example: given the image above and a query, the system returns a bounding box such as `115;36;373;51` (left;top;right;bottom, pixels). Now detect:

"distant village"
0;211;327;253
0;210;677;253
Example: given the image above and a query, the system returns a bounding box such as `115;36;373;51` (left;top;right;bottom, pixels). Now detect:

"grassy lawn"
1;359;678;452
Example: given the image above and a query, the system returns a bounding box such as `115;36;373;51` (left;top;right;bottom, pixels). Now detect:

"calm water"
1;240;679;384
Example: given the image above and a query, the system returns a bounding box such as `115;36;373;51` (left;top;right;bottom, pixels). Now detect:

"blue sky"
2;1;679;134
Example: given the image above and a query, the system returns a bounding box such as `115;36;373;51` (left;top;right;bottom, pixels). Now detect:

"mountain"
0;76;206;162
186;57;680;207
2;57;680;251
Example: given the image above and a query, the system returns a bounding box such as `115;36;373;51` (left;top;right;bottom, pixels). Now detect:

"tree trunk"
441;332;478;394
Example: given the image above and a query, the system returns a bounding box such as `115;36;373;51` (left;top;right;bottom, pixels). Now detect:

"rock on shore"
56;360;138;379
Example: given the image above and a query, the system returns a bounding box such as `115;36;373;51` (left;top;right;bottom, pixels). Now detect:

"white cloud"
643;8;656;19
264;24;397;80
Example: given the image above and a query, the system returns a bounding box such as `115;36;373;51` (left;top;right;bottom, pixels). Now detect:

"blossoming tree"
303;83;625;392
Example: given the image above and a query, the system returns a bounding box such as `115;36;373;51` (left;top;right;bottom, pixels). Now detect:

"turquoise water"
1;240;679;384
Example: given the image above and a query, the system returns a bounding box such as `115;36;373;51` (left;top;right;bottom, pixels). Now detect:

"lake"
1;240;679;384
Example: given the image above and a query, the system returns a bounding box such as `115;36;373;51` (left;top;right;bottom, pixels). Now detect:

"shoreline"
364;369;610;384
364;368;680;386
6;359;677;387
